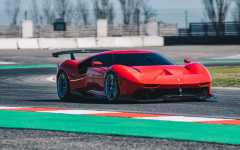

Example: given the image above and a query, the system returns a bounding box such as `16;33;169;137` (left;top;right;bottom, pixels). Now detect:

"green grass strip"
207;66;240;87
194;60;240;63
0;65;56;69
176;59;240;64
0;110;240;145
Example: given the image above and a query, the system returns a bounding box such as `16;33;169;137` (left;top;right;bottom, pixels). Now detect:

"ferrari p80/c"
53;50;215;102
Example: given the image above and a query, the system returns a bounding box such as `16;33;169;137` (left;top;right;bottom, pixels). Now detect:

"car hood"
131;65;191;76
130;65;211;84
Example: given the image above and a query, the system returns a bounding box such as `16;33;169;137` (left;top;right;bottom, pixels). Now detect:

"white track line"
212;54;240;60
0;61;16;65
0;107;27;109
134;116;231;122
46;76;56;82
38;110;118;115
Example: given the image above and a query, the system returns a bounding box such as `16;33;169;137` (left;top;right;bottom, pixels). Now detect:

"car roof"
79;50;155;63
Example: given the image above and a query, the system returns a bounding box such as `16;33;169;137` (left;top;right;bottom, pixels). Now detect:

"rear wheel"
104;73;119;102
57;72;72;101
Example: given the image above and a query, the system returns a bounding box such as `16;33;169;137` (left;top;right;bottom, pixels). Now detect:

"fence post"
22;20;33;38
146;19;158;36
39;26;41;38
204;24;208;36
18;25;21;38
119;25;122;36
238;23;240;37
188;24;192;36
97;19;107;37
79;26;82;37
139;24;143;35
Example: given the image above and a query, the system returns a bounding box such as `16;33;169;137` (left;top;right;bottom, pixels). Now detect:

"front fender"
106;65;146;96
106;65;142;83
185;63;212;81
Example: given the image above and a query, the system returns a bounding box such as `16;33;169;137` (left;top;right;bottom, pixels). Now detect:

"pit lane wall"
0;36;164;50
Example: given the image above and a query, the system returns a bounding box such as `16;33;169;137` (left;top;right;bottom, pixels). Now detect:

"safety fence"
0;24;178;38
179;22;240;36
0;26;21;38
2;23;239;38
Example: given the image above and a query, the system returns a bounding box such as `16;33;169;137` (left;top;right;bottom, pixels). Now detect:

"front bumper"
132;87;211;101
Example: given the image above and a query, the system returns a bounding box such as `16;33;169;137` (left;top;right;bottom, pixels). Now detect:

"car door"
86;54;113;93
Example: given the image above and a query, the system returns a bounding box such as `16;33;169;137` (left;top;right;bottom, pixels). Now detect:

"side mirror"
92;61;102;67
184;59;191;64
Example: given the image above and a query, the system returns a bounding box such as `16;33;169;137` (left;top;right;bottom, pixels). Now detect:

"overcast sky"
150;0;203;9
0;0;235;27
0;0;204;10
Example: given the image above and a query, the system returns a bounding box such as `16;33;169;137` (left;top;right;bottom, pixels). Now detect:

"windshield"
113;53;176;66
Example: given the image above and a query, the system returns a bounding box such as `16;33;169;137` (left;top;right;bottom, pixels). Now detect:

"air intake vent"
199;82;210;86
144;84;158;88
133;68;141;73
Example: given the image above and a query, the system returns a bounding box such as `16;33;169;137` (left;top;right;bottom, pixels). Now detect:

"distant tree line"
5;0;240;36
5;0;157;26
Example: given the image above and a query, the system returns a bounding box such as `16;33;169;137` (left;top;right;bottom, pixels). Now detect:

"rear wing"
52;49;112;60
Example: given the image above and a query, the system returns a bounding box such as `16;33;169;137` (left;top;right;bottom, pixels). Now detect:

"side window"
92;54;113;67
113;54;152;66
77;58;92;74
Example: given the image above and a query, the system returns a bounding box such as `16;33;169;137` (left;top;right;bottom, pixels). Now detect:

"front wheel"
104;73;119;102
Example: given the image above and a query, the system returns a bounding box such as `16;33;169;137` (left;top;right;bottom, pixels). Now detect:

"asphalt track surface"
0;46;240;149
1;68;240;149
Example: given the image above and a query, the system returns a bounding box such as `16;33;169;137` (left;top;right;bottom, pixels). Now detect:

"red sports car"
53;50;215;102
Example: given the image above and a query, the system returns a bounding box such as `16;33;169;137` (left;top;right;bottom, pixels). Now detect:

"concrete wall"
0;36;164;50
18;39;39;49
39;38;78;49
77;38;97;48
0;39;18;49
143;36;164;47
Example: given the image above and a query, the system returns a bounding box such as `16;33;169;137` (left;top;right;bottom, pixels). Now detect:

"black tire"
104;72;120;102
57;71;72;101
